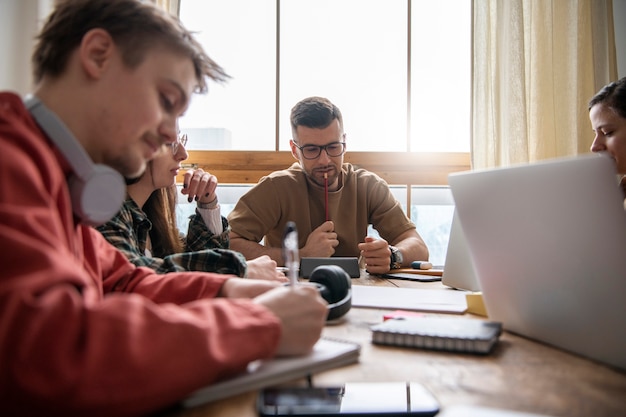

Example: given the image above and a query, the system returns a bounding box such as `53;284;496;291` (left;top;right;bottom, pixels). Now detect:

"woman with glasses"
97;133;287;281
228;96;429;275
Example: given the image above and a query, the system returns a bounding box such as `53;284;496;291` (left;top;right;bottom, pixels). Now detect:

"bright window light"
179;0;470;153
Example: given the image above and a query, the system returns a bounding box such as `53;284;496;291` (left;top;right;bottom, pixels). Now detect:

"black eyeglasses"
169;133;188;155
293;141;347;160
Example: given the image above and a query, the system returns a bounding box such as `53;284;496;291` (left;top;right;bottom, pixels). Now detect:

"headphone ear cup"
309;265;352;320
24;95;125;226
68;164;125;227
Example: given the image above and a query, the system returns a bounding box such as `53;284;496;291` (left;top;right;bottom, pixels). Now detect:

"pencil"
324;172;329;221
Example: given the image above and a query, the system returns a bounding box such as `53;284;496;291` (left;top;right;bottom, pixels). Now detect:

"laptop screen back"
441;210;480;292
449;153;626;371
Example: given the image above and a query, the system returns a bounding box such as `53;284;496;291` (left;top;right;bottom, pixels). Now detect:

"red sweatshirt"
0;92;281;417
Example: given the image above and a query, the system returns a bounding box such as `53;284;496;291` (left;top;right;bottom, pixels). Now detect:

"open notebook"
449;153;626;371
182;337;360;407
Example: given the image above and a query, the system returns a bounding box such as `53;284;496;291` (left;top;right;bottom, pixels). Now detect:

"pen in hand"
282;221;299;288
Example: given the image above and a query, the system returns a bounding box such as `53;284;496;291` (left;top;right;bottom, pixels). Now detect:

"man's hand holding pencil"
299;221;339;258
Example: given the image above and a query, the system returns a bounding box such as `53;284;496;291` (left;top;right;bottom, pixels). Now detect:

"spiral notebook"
371;317;502;354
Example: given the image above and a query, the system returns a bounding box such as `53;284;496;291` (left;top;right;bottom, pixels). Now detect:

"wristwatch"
389;245;403;269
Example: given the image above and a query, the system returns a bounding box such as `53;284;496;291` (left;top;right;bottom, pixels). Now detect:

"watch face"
390;246;403;269
396;248;404;264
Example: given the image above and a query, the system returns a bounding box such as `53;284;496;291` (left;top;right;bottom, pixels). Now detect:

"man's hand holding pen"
219;278;327;356
253;284;327;356
358;236;393;274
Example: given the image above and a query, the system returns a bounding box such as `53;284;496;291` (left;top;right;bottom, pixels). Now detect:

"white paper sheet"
351;285;468;314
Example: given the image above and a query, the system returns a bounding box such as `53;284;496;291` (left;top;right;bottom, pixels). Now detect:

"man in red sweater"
0;1;327;416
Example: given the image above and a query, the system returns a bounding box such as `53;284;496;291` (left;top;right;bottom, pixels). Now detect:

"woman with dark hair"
98;133;286;281
589;77;626;196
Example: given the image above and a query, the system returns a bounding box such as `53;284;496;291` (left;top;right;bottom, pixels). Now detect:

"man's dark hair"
290;96;343;140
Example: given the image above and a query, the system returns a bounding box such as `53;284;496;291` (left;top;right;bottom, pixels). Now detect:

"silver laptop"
441;210;481;292
449;153;626;371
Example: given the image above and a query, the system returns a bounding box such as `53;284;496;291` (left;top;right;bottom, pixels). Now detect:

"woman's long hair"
143;184;184;257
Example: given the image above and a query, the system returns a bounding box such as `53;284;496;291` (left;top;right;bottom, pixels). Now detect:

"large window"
179;0;471;153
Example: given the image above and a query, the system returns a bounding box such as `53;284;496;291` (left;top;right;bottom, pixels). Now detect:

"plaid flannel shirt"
96;199;247;276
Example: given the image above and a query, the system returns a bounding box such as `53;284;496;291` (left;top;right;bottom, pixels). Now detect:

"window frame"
179;0;472;159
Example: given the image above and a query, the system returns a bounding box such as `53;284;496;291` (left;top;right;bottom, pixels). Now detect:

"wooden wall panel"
177;151;471;186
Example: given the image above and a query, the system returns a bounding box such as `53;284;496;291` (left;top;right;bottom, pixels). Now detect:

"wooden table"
159;274;626;417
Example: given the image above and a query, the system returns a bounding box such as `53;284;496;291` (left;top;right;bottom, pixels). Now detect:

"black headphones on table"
309;265;352;321
282;222;352;321
24;96;125;227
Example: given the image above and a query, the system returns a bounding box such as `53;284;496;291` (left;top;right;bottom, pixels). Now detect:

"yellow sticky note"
466;292;488;317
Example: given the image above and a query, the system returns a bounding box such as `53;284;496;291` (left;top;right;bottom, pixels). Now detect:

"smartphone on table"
257;381;439;417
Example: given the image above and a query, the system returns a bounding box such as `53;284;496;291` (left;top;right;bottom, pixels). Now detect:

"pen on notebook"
411;261;433;270
282;221;299;287
324;172;329;221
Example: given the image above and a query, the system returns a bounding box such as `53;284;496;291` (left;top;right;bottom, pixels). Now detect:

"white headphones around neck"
24;95;125;227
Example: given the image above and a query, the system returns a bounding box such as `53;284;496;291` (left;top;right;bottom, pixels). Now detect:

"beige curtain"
472;0;617;169
152;0;180;16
